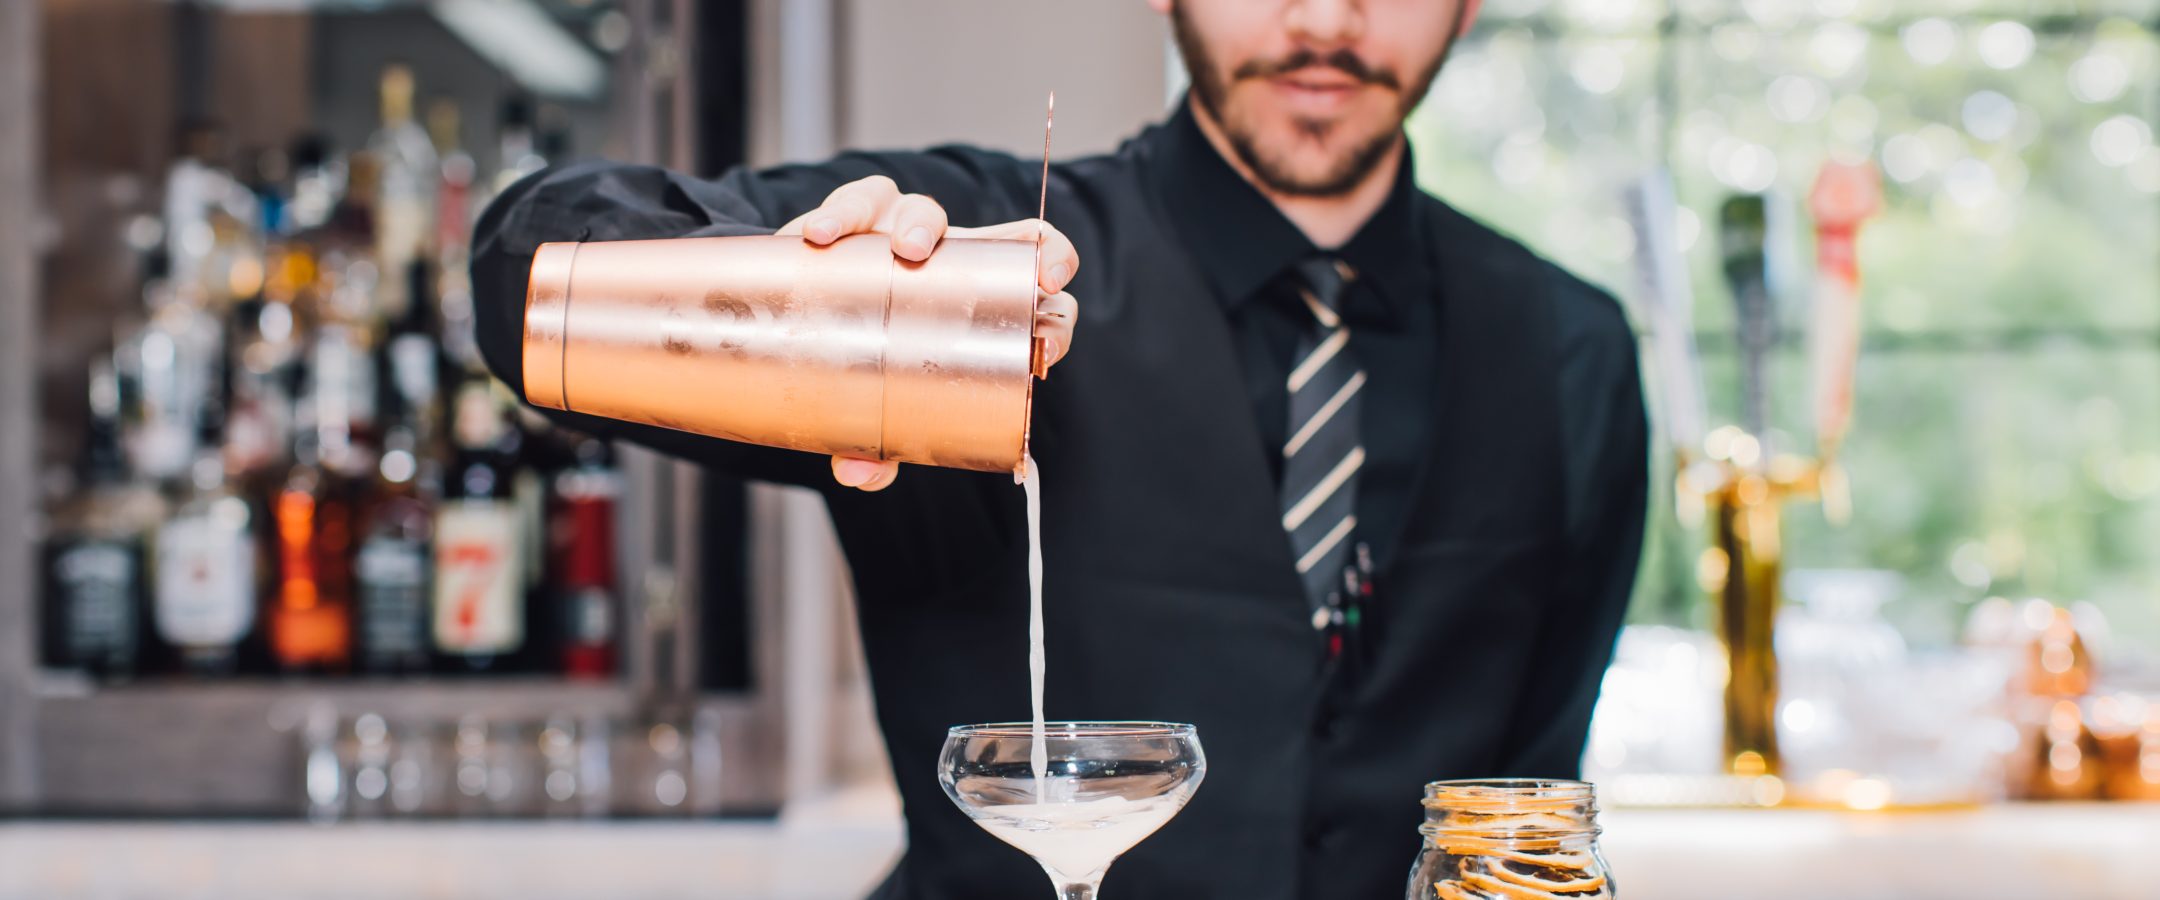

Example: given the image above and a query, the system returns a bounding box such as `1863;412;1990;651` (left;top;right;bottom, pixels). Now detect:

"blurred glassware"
484;719;542;816
538;714;589;818
1582;625;1728;784
347;711;394;818
1794;648;2017;807
611;708;722;817
388;719;439;816
1586;589;2019;809
576;714;616;818
1776;570;1902;786
619;717;691;816
302;702;345;823
452;713;492;817
1775;569;2018;807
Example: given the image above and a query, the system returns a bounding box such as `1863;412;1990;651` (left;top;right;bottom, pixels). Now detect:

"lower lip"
1269;78;1362;112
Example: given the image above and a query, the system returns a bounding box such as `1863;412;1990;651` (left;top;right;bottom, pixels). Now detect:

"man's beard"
1171;4;1460;198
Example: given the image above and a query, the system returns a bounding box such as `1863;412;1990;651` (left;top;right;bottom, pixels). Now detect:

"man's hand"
775;174;1080;492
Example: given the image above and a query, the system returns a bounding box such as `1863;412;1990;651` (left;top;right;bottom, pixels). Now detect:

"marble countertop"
1601;803;2160;900
5;793;2157;899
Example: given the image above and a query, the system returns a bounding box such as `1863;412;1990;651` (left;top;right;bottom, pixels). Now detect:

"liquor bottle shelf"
23;679;781;817
30;672;639;720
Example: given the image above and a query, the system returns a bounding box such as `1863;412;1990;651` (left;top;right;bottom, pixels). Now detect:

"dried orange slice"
1462;867;1609;900
1432;845;1595;871
1433;881;1482;900
1482;857;1608;894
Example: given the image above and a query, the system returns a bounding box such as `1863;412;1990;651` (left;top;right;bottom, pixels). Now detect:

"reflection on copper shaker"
521;233;1043;475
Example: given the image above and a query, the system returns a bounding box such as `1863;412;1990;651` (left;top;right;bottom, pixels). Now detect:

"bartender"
472;0;1645;897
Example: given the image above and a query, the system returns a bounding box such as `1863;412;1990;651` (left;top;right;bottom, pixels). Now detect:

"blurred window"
1411;1;2160;647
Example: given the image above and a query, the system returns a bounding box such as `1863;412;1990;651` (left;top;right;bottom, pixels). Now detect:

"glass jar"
1406;779;1614;900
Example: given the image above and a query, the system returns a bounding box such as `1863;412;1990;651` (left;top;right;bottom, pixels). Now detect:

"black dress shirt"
471;96;1649;900
1152;104;1434;570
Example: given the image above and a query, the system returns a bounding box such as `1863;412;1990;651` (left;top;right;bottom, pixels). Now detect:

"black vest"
827;144;1571;900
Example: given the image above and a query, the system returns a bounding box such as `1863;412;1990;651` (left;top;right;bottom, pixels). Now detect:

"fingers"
779;175;901;245
886;193;949;262
948;219;1079;294
831;455;900;492
1035;290;1078;369
1035;223;1080;295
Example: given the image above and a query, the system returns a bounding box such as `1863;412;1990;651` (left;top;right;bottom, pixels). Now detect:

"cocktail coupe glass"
939;722;1206;900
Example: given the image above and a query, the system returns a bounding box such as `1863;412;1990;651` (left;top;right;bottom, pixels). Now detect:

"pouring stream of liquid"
1024;454;1047;798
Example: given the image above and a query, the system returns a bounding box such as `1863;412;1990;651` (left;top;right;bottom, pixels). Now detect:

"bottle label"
388;333;438;410
50;539;141;666
550;477;617;589
154;514;257;648
565;586;613;645
358;536;429;663
433;502;523;654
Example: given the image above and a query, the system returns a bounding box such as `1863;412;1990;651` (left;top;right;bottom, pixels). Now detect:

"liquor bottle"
286;134;344;234
119;247;224;484
552;438;620;679
537;113;572;170
270;369;358;675
307;259;382;463
381;243;441;457
492;96;546;195
433;380;524;670
354;397;435;676
427;97;475;267
42;362;166;680
163;122;227;295
509;402;550;667
243;144;293;240
368;63;437;322
224;294;301;479
152;401;258;675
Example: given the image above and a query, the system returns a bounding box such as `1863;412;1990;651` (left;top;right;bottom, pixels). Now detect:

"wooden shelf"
32;674;641;722
27;678;781;817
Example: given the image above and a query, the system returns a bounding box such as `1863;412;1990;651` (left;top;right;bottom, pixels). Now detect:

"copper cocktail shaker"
521;233;1043;475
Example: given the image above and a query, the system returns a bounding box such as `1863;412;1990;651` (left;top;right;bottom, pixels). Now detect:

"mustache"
1233;48;1400;90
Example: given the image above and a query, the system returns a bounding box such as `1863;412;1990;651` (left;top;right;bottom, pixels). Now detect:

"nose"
1285;0;1364;48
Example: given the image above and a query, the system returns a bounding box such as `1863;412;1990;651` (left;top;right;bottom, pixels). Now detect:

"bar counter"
3;797;2156;899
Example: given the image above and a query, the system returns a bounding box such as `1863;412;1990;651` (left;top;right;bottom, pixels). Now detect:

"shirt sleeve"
468;147;1039;488
1494;282;1650;777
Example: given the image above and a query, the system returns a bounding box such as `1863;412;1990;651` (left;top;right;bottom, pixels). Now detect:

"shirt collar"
1142;96;1432;328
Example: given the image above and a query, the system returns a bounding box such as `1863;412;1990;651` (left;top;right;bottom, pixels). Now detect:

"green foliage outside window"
1411;1;2160;649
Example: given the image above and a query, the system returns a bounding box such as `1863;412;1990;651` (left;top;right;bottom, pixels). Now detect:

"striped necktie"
1279;255;1364;625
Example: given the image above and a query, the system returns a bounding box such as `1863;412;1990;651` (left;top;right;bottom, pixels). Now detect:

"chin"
1239;120;1401;197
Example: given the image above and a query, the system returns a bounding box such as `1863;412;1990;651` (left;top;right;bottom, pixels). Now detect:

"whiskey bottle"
433;380;524;670
152;402;258;675
270;377;358;674
355;402;435;676
43;362;166;680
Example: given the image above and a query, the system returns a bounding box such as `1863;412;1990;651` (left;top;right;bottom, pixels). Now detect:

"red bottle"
552;438;619;679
